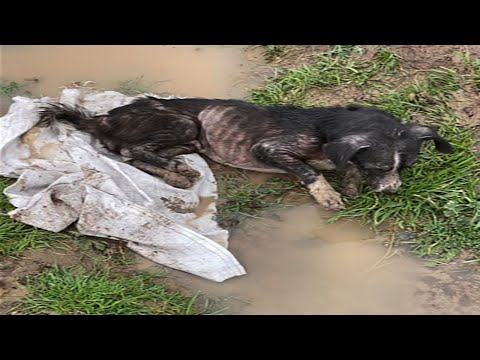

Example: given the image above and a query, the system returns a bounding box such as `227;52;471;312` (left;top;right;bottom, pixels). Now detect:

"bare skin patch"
198;105;284;171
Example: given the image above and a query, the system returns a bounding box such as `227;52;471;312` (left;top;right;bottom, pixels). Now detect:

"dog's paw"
161;173;193;189
175;163;201;183
340;166;362;198
130;160;193;189
311;189;345;211
307;177;345;211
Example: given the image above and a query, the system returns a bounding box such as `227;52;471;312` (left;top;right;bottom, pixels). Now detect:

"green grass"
14;267;203;315
471;60;480;89
373;48;401;76
249;46;400;106
362;69;461;121
416;205;480;262
0;177;69;256
326;45;365;58
0;80;31;97
460;50;480;90
114;76;157;96
248;46;480;262
215;173;301;226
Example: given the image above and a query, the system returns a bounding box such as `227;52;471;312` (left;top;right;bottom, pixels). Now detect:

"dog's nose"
381;187;400;194
375;178;402;194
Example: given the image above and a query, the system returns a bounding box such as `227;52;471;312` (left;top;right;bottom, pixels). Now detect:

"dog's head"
323;124;454;194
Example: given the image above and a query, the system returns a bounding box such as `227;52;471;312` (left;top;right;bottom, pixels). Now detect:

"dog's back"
38;96;453;210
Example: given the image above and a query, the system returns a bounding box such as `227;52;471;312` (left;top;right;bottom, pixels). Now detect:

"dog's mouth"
368;175;402;194
373;186;400;194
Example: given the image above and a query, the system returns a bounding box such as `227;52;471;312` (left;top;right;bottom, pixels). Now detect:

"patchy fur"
38;96;454;210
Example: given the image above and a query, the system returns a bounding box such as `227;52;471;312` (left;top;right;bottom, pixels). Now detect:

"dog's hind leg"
251;140;345;211
155;142;202;182
121;143;201;188
129;160;193;189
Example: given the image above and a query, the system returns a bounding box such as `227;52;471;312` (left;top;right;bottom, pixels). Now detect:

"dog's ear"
323;135;371;170
407;124;454;154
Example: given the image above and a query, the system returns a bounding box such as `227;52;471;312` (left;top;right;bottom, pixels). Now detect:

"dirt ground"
272;45;480;69
0;237;142;314
1;45;480;315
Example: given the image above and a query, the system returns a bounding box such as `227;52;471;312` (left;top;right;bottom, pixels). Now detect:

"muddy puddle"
138;205;480;315
137;206;420;314
0;45;268;115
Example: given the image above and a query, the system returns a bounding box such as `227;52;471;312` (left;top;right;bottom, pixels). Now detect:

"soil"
0;239;95;314
274;45;480;70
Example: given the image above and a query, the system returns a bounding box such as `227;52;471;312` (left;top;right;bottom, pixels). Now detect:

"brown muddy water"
2;45;480;315
139;204;480;315
0;45;268;114
139;205;439;315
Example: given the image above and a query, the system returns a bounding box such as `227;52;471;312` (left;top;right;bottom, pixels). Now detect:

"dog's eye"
367;165;393;171
378;165;393;171
363;164;391;171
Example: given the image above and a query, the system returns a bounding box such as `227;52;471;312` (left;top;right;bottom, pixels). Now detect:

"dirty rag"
0;89;246;282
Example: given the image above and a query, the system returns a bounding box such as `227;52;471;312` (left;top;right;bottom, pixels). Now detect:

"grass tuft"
14;267;202;315
215;174;300;226
0;178;68;256
373;48;401;75
115;76;156;96
327;45;365;58
0;80;31;97
262;45;287;62
249;46;400;107
460;50;480;90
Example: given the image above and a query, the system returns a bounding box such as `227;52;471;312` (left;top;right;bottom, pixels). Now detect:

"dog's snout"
381;186;400;194
373;177;402;194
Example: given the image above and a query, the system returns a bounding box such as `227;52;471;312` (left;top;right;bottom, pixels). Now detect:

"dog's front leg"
340;163;363;198
309;159;362;198
306;175;345;210
251;141;345;211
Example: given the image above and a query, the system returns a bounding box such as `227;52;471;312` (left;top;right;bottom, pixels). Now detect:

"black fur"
37;96;454;210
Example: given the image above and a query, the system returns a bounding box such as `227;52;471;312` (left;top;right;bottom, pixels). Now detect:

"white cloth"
0;89;246;282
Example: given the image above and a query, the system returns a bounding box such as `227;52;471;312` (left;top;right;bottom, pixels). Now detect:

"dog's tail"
38;102;97;133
